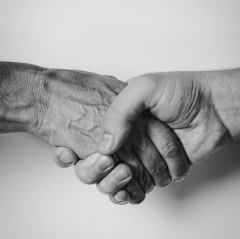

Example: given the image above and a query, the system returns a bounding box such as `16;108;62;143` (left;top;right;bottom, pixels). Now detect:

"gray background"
1;0;240;238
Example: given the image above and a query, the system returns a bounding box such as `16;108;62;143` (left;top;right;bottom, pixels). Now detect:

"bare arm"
0;62;153;204
207;68;240;144
0;62;126;157
0;62;192;204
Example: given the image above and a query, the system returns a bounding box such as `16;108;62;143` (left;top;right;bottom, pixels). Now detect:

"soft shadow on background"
1;0;240;239
166;144;240;199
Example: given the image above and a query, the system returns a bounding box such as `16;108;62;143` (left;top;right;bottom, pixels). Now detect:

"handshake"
1;62;238;205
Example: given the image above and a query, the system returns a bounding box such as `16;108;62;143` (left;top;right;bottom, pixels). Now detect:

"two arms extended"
1;62;240;204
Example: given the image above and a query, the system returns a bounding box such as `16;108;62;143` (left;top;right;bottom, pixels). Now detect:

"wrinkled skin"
2;63;236;205
136;72;232;164
35;69;189;203
78;70;236;204
0;62;190;204
34;70;151;202
35;70;126;158
98;71;233;166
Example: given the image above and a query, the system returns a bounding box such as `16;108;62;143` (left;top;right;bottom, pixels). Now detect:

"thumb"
98;78;148;155
52;146;79;168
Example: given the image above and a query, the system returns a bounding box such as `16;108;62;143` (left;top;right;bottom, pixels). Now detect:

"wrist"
206;69;240;145
169;71;232;162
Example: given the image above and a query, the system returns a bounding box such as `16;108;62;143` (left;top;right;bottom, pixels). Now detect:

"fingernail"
60;152;73;165
95;155;113;172
174;175;187;183
112;167;130;183
114;191;129;202
98;133;114;152
114;193;124;202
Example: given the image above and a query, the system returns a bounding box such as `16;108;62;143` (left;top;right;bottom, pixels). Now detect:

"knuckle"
125;179;145;205
125;179;135;191
116;150;140;178
126;158;140;177
148;160;168;177
145;157;172;187
138;169;154;193
162;140;181;159
148;162;171;187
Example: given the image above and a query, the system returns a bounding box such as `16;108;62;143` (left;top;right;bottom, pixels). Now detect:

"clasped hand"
50;70;231;205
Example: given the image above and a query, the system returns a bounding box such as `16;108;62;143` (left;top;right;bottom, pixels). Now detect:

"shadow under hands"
160;144;240;200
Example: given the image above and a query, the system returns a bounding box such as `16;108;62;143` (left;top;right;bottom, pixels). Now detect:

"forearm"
0;62;47;133
0;62;127;158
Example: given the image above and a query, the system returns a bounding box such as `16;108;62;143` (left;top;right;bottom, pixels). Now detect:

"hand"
44;68;189;205
0;63;237;205
0;62;157;204
35;69;155;202
54;110;190;204
97;71;233;179
34;67;189;204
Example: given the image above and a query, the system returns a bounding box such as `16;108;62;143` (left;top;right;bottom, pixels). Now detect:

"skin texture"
63;69;240;205
0;62;190;205
38;68;155;203
38;68;190;203
98;71;234;164
2;62;239;205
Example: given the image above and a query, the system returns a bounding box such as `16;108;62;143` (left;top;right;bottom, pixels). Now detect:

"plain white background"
1;0;240;238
